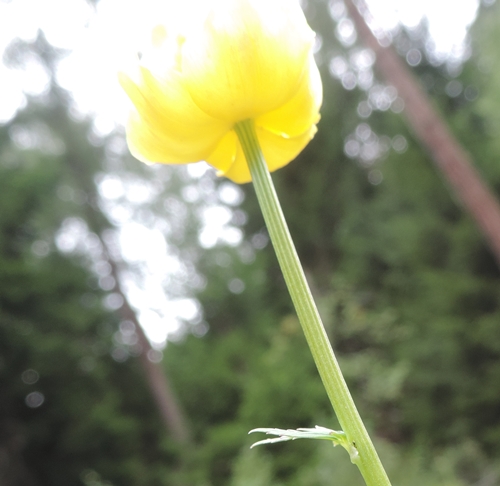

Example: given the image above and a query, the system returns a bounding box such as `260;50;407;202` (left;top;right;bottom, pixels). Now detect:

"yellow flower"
119;0;322;184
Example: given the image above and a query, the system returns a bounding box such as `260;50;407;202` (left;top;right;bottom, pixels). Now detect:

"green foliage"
230;448;275;486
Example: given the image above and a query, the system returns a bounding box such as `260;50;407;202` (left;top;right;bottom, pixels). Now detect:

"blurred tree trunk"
346;0;500;268
102;241;192;446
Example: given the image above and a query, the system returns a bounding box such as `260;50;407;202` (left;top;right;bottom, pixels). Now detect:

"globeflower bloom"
119;0;322;183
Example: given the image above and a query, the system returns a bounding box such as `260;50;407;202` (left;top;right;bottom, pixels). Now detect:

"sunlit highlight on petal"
183;0;315;121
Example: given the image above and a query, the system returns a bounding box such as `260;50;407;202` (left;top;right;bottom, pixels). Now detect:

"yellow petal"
205;130;238;174
119;67;230;163
258;125;317;175
212;135;250;183
207;125;317;184
182;0;315;121
256;55;322;139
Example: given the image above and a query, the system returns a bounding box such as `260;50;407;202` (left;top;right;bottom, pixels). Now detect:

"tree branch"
345;0;500;267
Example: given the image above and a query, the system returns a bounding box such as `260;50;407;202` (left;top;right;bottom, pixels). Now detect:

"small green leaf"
249;426;360;463
249;425;346;448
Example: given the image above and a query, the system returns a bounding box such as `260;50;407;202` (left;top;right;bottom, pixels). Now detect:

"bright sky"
0;0;484;348
0;0;483;126
365;0;480;52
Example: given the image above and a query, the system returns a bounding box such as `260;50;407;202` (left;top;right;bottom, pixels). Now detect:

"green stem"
234;119;391;486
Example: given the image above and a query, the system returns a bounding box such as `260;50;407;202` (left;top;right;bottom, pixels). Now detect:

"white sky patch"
124;271;201;347
218;182;245;206
0;0;89;50
198;205;243;248
120;223;162;261
99;175;125;200
137;309;177;348
364;0;480;58
136;298;200;348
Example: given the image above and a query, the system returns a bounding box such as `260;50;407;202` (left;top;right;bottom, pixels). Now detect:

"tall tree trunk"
102;242;192;445
345;0;500;268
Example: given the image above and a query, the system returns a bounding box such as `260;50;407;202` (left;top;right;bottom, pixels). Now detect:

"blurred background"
2;0;500;484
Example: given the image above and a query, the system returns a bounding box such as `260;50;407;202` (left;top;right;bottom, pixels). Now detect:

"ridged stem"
234;119;391;486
